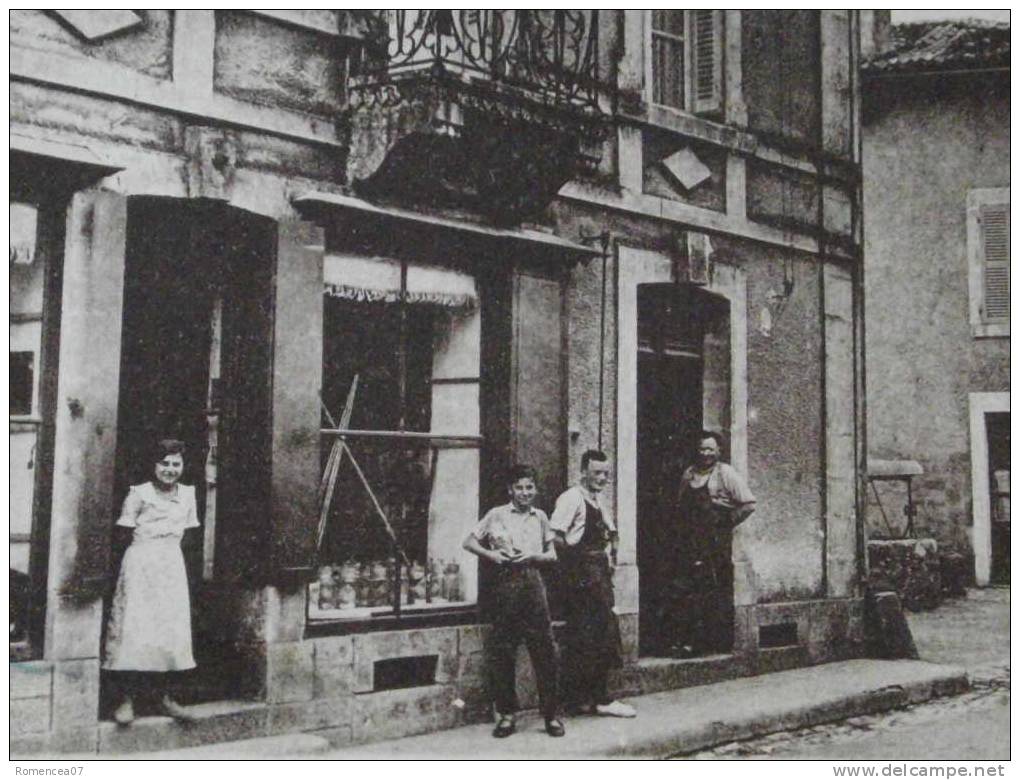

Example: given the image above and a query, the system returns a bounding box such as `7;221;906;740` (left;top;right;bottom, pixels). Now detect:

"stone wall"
863;74;1010;554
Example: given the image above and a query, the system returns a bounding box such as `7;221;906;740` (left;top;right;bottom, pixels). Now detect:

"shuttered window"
967;189;1009;337
649;11;722;115
980;204;1010;323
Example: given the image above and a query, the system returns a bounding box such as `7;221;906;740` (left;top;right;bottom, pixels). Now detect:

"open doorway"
106;197;276;710
987;412;1009;584
636;283;730;657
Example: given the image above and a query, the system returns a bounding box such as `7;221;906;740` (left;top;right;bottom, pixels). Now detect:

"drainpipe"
850;10;870;595
816;14;829;598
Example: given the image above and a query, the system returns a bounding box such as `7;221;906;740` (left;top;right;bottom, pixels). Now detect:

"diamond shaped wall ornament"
52;10;142;42
660;147;712;192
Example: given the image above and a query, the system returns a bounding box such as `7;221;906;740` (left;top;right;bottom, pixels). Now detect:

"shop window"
10;352;35;416
311;255;481;625
648;10;723;115
9;197;47;656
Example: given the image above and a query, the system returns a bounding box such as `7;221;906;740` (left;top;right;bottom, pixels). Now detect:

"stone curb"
617;666;970;758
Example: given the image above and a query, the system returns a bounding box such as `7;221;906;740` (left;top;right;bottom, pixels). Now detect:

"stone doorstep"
613;653;746;698
97;700;268;756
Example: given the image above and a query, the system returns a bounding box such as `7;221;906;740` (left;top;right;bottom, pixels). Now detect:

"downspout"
816;14;829;597
597;233;609;449
850;10;869;595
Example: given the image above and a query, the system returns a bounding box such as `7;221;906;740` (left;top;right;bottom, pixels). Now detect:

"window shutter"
980;203;1010;323
690;10;723;115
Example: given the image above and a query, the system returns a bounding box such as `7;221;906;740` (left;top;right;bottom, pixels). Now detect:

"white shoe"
594;700;636;718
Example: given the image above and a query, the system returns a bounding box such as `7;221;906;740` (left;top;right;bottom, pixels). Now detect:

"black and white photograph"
8;8;1010;767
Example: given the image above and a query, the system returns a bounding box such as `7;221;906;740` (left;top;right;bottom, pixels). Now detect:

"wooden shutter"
980;203;1010;323
690;10;723;115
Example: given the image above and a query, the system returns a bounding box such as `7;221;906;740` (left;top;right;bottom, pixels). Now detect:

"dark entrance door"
109;197;275;706
987;412;1010;584
637;285;705;656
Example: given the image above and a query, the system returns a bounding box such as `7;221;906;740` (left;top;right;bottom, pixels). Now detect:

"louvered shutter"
690;10;723;115
980;203;1010;323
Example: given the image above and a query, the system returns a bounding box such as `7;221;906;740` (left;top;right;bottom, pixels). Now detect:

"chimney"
859;10;892;61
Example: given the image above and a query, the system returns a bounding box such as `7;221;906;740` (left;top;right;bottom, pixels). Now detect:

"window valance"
323;254;478;310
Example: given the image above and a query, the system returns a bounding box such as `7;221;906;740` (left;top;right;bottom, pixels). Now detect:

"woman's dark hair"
581;449;608;471
507;464;537;486
152;438;186;463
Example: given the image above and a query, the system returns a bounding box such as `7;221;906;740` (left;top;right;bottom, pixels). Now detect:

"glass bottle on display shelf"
370;560;389;607
428;558;444;602
336;561;358;610
443;561;462;603
317;566;335;610
409;561;426;604
356;562;372;607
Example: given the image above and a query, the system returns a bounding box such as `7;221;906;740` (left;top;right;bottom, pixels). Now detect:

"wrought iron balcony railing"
349;10;603;116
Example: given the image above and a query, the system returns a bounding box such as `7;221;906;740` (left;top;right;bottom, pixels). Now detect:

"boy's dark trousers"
487;566;560;719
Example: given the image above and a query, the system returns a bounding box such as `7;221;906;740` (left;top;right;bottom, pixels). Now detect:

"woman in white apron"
103;438;198;725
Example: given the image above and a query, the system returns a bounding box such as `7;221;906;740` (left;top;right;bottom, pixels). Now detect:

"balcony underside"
342;74;607;225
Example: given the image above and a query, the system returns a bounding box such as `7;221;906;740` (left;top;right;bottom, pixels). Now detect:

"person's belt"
565;548;608;559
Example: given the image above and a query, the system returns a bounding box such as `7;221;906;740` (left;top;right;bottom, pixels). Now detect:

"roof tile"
865;19;1009;74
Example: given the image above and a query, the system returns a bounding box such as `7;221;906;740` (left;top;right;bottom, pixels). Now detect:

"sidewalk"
148;658;967;760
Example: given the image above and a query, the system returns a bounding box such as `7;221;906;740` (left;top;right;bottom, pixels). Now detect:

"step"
142;733;330;759
98;700;267;756
615;653;746;697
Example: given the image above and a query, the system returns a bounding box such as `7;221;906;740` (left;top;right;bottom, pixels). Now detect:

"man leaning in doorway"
671;430;756;658
550;449;636;718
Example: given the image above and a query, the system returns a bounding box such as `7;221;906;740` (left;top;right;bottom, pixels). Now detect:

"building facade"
861;16;1010;584
11;10;866;754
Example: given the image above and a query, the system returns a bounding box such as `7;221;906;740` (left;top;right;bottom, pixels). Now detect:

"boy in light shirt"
464;464;564;738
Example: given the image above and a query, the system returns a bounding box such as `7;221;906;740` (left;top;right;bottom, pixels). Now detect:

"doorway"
987;413;1009;584
636;284;730;656
107;197;276;707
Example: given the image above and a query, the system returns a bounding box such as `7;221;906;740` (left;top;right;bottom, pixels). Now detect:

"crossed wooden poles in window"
318;375;413;570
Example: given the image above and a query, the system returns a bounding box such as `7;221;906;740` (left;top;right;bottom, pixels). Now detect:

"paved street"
683;588;1010;761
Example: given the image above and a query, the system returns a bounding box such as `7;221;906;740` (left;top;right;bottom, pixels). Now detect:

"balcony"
341;10;612;224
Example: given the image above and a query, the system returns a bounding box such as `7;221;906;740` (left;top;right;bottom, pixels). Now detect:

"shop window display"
311;255;481;623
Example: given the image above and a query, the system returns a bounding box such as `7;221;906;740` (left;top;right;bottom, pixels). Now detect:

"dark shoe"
492;714;516;738
160;695;197;723
113;697;134;726
545;717;565;737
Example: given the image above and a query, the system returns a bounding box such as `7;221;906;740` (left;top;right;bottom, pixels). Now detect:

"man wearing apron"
671;431;756;657
551;449;636;718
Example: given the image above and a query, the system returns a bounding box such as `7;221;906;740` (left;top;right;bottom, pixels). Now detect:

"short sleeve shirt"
468;504;553;558
118;482;199;542
680;463;756;508
549;486;616;547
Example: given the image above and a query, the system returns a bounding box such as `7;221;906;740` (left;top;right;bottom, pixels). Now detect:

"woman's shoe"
160;695;197;723
545;717;566;737
113;697;134;726
492;714;516;738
